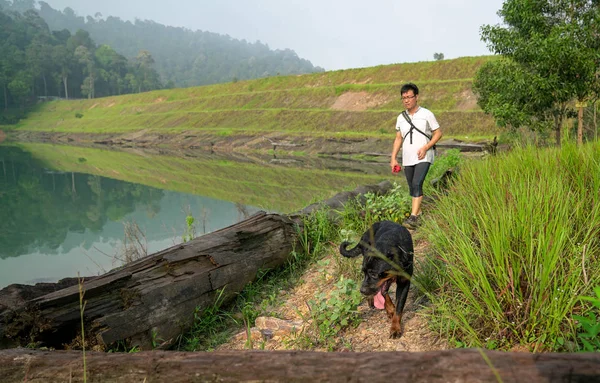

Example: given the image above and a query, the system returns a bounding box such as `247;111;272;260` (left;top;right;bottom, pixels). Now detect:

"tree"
26;38;54;97
52;44;71;99
433;52;444;61
480;0;600;145
8;70;32;108
5;0;35;13
135;50;160;92
95;44;127;96
0;7;164;109
74;45;95;98
474;58;552;132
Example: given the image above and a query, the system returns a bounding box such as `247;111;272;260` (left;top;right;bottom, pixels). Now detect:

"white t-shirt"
395;107;440;166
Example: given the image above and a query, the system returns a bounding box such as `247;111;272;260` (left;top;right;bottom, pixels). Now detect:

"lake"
0;143;398;288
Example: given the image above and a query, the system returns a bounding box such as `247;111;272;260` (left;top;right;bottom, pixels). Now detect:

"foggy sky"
40;0;505;70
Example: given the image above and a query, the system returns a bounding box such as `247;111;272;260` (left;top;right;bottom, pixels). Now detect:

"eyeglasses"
402;95;416;101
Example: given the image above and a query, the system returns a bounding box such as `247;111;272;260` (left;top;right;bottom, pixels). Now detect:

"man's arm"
417;128;442;160
429;128;443;148
391;131;403;169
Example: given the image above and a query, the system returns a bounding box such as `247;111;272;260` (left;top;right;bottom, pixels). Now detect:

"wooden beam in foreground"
1;348;599;383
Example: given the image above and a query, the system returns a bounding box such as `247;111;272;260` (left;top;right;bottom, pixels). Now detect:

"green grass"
418;142;600;351
4;56;500;140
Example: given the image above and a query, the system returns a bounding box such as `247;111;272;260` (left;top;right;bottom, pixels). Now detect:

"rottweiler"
339;220;414;338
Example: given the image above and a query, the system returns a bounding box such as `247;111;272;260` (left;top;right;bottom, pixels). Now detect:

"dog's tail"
339;241;363;258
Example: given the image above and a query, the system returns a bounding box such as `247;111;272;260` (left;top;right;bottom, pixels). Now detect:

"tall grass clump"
420;142;600;351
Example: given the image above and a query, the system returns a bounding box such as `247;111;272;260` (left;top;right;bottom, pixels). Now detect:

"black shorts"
404;162;431;197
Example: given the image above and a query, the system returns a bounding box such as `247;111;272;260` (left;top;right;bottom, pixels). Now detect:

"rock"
255;316;305;338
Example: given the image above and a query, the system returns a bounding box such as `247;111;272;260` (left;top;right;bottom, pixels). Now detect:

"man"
390;83;442;229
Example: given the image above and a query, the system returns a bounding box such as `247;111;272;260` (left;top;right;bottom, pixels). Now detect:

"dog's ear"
339;241;364;258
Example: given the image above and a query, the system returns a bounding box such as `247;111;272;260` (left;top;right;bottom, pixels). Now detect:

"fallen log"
1;348;599;383
0;212;298;350
1;181;395;351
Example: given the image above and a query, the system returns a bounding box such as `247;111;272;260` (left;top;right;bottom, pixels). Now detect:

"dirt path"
217;233;450;352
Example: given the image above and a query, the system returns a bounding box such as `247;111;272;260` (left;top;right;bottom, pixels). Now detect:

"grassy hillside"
7;56;500;149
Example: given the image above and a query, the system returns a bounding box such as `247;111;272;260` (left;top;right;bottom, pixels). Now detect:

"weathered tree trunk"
0;348;599;383
0;212;298;350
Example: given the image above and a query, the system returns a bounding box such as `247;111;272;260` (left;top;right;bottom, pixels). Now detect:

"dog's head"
359;253;396;296
339;239;400;297
339;221;412;297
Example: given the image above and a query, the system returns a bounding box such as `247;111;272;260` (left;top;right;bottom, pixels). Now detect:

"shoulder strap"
402;111;431;141
401;111;436;149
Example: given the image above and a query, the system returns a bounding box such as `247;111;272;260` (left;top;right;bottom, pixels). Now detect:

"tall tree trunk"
3;84;7;111
42;73;47;97
63;75;68;100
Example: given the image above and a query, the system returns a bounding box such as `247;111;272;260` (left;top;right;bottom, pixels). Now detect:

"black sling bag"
402;111;436;150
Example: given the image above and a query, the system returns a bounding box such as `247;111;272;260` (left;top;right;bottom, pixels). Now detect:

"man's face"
402;90;418;110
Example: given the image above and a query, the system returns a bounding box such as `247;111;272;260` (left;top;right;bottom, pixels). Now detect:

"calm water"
0;143;394;288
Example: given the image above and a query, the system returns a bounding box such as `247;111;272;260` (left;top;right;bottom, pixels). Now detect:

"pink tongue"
374;291;386;310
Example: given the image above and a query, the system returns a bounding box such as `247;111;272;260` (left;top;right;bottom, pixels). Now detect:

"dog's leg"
368;295;375;309
390;277;410;338
383;294;395;319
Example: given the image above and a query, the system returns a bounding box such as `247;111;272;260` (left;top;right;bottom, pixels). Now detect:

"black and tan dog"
339;220;414;338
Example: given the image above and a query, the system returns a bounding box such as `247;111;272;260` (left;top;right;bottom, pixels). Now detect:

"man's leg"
409;162;431;217
411;195;423;216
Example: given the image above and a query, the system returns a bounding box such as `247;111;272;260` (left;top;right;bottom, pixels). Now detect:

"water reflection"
0;143;397;288
0;145;261;287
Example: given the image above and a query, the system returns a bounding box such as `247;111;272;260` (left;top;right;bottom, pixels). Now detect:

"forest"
35;1;324;87
0;0;324;114
0;5;163;114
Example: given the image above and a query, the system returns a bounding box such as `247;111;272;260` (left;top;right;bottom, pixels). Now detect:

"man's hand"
417;146;427;160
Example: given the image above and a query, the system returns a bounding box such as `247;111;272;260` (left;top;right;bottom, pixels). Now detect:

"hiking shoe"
403;215;420;229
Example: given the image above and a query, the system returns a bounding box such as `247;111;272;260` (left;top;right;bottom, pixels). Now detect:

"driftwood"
1;348;599;382
0;212;298;350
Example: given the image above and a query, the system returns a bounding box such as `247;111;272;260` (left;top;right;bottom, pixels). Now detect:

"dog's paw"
389;329;403;339
389;316;402;338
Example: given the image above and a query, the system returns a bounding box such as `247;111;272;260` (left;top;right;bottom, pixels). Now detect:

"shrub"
573;287;600;352
306;276;363;350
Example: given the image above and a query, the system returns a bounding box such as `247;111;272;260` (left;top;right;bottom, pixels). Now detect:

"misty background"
40;0;504;70
0;0;505;110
